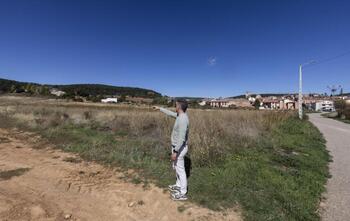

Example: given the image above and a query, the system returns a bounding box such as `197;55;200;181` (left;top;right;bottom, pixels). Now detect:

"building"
260;97;298;110
303;97;336;112
208;98;252;108
50;88;66;97
283;98;298;110
203;94;338;111
209;99;234;108
314;100;335;112
198;100;209;106
101;98;118;103
261;99;281;109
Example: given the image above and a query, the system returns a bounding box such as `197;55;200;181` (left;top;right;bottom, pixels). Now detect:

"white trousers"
172;145;188;195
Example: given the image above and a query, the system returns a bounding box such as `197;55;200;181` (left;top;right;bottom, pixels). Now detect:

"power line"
306;49;350;68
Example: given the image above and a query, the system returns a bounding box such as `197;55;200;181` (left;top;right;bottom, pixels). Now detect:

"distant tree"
73;97;84;102
254;99;261;109
187;100;201;109
10;85;16;93
0;78;162;98
39;86;50;95
15;88;25;93
119;94;127;102
152;96;169;105
31;85;38;94
24;84;30;92
76;90;89;97
88;95;104;102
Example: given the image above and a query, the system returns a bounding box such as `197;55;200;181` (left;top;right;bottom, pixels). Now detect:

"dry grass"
0;96;292;165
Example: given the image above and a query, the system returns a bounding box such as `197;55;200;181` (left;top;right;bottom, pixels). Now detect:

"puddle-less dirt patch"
0;168;31;181
63;157;82;164
0;137;10;143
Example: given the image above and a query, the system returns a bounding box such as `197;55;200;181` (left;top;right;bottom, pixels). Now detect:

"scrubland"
0;95;329;221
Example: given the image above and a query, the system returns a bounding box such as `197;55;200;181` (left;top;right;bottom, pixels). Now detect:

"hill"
52;84;161;98
229;93;298;99
0;78;161;98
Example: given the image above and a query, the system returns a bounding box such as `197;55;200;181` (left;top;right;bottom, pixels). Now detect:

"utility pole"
298;60;316;120
299;65;303;120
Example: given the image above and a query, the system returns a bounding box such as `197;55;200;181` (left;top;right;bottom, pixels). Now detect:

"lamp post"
299;64;303;120
299;60;316;120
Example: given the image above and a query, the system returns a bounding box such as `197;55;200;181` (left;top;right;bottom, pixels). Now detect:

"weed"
0;168;30;180
63;157;82;163
177;205;187;213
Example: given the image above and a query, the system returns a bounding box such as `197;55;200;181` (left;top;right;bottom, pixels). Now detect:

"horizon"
0;0;350;97
2;76;347;99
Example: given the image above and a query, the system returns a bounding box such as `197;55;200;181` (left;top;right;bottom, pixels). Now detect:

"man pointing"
153;99;189;201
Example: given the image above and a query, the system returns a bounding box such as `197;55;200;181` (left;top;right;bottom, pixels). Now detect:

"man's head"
175;99;188;113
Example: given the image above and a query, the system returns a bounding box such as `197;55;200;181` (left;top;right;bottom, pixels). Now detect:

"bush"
335;100;350;119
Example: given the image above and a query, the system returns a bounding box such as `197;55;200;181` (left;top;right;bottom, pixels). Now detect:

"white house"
198;101;206;106
209;99;236;108
50;88;66;97
247;96;256;103
101;98;118;103
315;100;335;112
209;98;252;108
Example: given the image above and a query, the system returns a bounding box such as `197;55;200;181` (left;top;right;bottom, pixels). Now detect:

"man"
153;99;189;201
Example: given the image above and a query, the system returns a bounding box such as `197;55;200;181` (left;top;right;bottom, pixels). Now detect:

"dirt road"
0;128;240;221
309;114;350;221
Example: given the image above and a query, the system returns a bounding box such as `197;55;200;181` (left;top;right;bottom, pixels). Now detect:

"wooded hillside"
0;78;161;98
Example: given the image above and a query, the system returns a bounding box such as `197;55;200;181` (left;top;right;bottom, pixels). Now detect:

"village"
198;93;347;112
49;86;349;112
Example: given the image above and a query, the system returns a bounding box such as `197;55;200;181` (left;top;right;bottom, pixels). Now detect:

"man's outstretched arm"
153;106;177;118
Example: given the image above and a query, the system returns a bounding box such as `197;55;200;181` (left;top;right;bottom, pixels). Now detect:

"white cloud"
207;56;217;66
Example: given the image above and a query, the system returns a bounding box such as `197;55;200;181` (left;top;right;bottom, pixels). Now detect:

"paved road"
308;113;350;221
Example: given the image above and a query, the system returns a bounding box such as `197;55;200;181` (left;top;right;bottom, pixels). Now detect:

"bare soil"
0;128;241;221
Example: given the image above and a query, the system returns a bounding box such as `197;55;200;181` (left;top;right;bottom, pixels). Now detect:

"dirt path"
0;128;241;221
308;114;350;221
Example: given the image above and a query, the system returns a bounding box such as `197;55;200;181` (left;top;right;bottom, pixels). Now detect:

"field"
0;95;330;220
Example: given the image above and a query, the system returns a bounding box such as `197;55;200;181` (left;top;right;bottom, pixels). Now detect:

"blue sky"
0;0;349;97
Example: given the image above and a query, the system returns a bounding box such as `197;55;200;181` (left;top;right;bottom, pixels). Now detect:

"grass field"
0;95;330;220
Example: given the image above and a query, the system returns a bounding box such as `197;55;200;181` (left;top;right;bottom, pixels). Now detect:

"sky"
0;0;349;97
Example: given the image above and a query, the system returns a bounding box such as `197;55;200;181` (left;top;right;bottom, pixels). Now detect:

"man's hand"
152;106;160;111
171;152;177;161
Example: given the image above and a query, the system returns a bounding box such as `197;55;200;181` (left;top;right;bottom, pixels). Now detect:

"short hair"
176;99;188;112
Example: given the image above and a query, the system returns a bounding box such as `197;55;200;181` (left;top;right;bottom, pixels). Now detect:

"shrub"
335;100;350;119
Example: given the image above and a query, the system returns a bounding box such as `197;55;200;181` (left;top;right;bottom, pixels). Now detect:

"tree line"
0;78;162;99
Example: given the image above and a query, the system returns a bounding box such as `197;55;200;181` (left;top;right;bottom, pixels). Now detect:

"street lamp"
299;60;316;120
